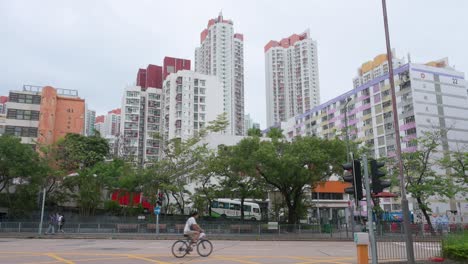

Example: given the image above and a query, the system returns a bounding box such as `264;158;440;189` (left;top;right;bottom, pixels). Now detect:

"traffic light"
370;160;391;194
342;160;363;204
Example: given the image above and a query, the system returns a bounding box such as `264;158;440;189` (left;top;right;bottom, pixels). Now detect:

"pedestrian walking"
45;213;56;234
58;214;65;233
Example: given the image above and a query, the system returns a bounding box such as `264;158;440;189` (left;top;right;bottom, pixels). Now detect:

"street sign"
154;206;161;215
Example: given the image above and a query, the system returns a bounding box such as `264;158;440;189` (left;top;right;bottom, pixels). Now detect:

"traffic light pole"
381;0;415;262
363;155;377;264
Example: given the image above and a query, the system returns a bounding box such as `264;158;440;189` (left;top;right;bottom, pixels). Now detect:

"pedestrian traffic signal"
342;160;363;205
370;160;391;194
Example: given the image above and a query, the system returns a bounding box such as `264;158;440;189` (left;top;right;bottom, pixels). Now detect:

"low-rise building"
4;85;85;146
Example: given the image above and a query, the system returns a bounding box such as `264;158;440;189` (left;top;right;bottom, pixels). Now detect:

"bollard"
354;232;369;264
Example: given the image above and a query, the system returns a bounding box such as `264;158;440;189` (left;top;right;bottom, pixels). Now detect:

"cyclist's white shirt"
184;217;197;233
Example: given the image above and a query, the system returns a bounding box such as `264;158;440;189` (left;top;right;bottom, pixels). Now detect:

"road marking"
46;253;76;264
127;254;171;264
69;256;131;262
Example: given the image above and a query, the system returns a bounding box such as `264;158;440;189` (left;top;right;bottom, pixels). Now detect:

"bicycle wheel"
197;239;213;257
171;240;189;258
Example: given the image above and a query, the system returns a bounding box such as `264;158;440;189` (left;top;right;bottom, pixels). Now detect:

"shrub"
104;200;121;215
442;231;468;261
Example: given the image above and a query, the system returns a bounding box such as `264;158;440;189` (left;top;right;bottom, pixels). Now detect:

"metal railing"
376;235;443;261
0;222;352;239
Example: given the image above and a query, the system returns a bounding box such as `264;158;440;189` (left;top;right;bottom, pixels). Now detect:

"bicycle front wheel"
171;240;189;258
197;239;213;257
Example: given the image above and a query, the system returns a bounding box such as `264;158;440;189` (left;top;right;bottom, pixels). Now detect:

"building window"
5;126;38;137
7;109;40;121
312;192;344;200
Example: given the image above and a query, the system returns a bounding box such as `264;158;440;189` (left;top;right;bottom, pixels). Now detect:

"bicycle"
171;232;213;258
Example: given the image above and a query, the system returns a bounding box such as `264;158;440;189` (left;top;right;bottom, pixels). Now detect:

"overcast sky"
1;0;467;128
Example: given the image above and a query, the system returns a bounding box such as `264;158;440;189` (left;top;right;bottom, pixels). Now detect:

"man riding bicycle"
184;211;204;251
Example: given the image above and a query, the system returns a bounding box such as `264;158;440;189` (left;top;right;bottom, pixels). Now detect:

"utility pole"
363;155;377;264
381;0;415;262
38;187;46;235
344;98;354;234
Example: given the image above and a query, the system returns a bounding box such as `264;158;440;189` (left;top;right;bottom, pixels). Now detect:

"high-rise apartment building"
264;29;320;127
93;109;120;137
163;57;191;80
275;55;468;215
84;106;96;136
95;115;104;136
137;58;191;91
162;70;223;141
352;49;404;89
195;12;245;135
244;113;260;134
0;96;8;115
4;85;85;146
120;86;163;165
0;97;7;135
104;109;121;137
137;64;163;90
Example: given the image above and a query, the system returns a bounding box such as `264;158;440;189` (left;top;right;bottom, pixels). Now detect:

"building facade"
0;96;8;115
137;64;163;90
162;70;223;141
163;57;191;80
195;12;245;135
4;85;85;146
264;29;320;127
120;86;163;165
95;115;104;136
84;106;96;136
276;55;468;217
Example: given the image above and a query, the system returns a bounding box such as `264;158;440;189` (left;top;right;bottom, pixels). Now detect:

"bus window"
243;205;251;212
219;202;228;209
231;204;240;210
211;201;218;208
253;208;260;214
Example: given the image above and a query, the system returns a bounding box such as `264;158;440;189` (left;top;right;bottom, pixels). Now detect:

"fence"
0;221;353;239
376;235;443;261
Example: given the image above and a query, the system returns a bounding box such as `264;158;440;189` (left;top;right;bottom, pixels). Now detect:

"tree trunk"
417;197;434;234
172;192;184;215
240;198;245;221
207;198;212;217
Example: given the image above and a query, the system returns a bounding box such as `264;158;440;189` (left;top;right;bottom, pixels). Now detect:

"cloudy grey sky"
1;0;467;128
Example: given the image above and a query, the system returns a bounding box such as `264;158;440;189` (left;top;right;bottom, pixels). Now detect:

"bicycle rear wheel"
197;239;213;257
172;240;189;258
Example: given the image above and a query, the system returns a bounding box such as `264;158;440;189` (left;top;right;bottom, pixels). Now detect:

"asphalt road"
0;238;357;264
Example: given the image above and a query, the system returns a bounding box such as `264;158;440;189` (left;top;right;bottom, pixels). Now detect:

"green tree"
247;128;262;137
63;159;126;216
205;112;229;133
54;133;109;172
190;148;221;217
216;138;267;220
0;135;47;216
440;148;468;186
0;135;42;192
396;131;455;232
255;136;346;224
266;127;284;140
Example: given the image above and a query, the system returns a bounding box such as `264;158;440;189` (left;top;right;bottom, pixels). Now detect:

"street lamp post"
381;0;415;263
